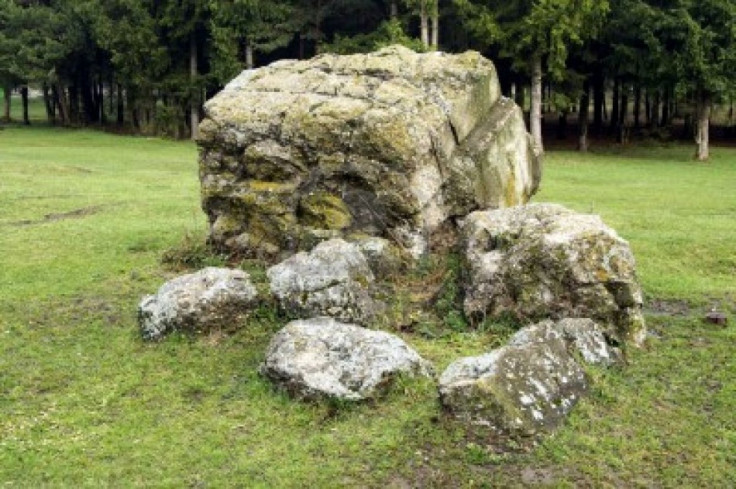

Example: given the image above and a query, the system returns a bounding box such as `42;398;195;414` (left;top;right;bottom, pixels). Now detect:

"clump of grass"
160;231;227;271
374;252;471;338
431;253;470;332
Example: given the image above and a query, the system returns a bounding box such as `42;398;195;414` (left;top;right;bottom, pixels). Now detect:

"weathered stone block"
198;45;540;260
461;203;646;345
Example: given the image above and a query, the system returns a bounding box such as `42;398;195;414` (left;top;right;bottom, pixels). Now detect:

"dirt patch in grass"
645;299;693;317
9;205;104;227
519;466;563;485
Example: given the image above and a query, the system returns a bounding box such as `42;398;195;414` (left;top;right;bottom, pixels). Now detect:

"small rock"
261;317;434;401
439;334;587;436
138;267;258;341
267;238;380;324
705;311;728;326
438;318;620;437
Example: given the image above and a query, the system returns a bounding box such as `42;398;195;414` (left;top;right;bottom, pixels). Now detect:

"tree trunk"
21;85;30;125
530;54;543;153
617;83;629;144
515;77;525;108
313;0;323;55
54;84;70;125
672;94;678;120
190;34;199;140
644;90;650;126
99;81;106;124
633;84;641;129
592;71;604;135
42;82;55;124
650;91;660;129
578;81;590;152
661;88;670;127
109;76;114;116
557;111;568;140
610;78;619;134
126;87;139;129
420;3;429;48
80;68;96;124
390;0;398;18
69;84;80;124
117;84;124;125
695;92;711;161
3;83;11;122
430;1;439;50
245;41;254;69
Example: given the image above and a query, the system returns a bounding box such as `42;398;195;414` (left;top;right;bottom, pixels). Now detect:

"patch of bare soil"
9;205;103;227
644;299;693;317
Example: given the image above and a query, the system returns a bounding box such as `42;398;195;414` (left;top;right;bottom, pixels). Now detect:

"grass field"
1;125;735;487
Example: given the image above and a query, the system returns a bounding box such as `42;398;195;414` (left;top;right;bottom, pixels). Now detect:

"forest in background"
1;0;734;158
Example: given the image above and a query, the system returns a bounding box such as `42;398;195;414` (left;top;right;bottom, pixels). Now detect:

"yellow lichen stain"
248;180;296;193
504;173;518;207
300;191;353;230
212;214;243;237
595;268;610;282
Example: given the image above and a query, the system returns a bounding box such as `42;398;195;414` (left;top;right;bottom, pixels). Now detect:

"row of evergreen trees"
1;1;734;159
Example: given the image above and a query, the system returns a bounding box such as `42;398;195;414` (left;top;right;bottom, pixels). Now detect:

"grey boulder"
261;317;434;401
198;45;540;260
138;267;258;340
511;318;623;366
461;203;646;345
267;238;380;324
438;318;618;437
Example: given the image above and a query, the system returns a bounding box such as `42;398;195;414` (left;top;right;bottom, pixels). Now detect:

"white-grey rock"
461;203;646;345
198;45;540;260
509;318;623;366
439;317;621;437
261;317;434;401
138;267;258;341
439;329;587;436
267;239;380;323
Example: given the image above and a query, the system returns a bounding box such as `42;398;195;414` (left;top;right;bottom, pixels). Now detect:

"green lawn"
1;126;734;487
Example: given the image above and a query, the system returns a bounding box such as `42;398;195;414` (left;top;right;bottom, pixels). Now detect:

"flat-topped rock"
198;45;540;260
261;317;434;401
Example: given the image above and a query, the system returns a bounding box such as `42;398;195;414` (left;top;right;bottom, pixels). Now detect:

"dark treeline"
1;0;734;159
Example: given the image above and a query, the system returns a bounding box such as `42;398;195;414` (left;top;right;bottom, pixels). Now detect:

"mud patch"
9;205;103;227
645;299;693;317
520;467;560;485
